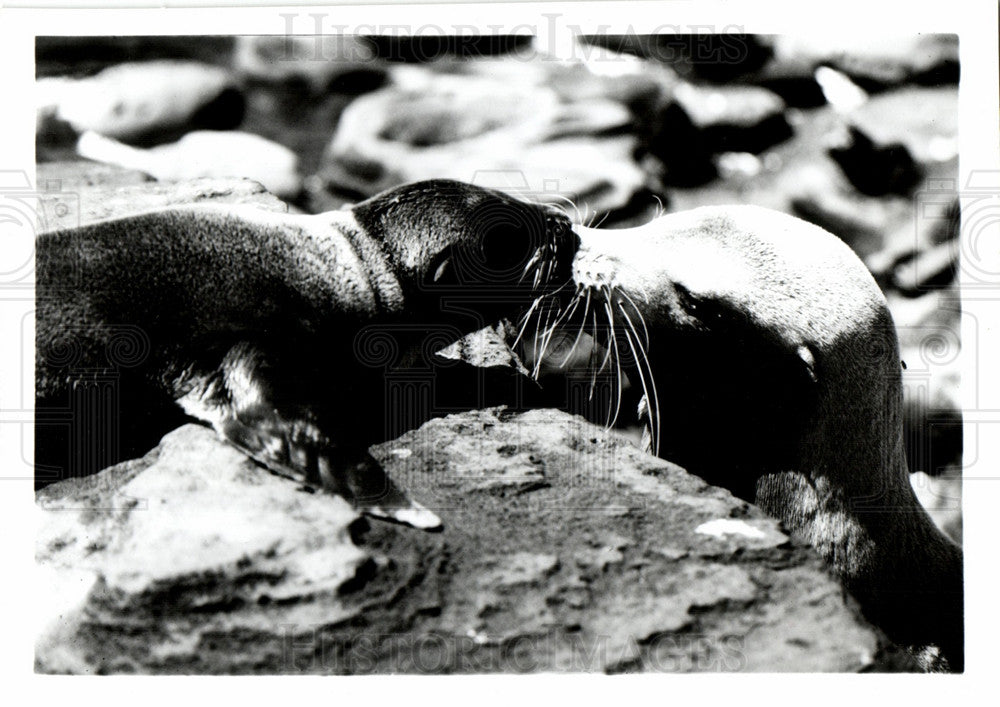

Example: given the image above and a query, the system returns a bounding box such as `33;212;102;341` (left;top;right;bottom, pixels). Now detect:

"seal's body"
545;206;962;670
36;179;574;529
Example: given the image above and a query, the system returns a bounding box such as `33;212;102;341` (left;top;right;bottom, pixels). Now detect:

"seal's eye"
480;220;536;274
459;204;547;284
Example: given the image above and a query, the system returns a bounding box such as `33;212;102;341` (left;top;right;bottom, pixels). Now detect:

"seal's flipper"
177;341;442;531
637;394;653;456
338;454;443;531
217;413;442;531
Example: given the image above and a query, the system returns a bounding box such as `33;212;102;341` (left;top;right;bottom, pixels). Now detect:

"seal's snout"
569;224;621;289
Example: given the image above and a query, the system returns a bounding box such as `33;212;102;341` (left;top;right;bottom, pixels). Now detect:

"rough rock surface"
36;409;903;674
37;168;289;232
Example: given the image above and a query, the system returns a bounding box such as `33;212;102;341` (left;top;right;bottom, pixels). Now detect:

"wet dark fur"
36;179;575;525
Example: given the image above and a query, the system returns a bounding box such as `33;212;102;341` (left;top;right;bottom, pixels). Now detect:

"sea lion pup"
35;179;576;531
525;205;963;671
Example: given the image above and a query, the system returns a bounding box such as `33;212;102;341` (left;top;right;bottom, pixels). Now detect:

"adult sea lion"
525;205;963;671
35;179;576;530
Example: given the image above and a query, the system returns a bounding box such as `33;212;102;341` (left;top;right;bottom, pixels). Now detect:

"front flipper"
177;342;442;531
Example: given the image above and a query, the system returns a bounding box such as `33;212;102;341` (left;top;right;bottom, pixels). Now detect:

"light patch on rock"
695;518;769;540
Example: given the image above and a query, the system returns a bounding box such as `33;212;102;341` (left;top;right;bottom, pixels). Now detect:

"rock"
580;34;773;83
37;160;153;190
648;82;792;184
320;67;646;218
36;425;368;674
888;242;959;296
828;126;923;197
363;35;534;62
35;36;236;78
234;36;386;94
762;35;958;92
824;88;957;199
846;87;959;167
35;408;897;673
39;61;244;143
76;130;302;199
38;170;288;232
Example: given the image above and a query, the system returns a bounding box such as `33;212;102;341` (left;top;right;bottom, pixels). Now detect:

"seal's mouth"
514;223;660;455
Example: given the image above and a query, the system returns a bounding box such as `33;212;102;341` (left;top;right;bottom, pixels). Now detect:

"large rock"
75;130;303;200
37;166;288;232
37;61;244;144
36;409;904;674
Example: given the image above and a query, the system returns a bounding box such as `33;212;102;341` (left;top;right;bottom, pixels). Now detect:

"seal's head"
351;179;577;321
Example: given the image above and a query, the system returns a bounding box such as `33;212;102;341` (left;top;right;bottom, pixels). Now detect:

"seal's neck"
755;412;964;670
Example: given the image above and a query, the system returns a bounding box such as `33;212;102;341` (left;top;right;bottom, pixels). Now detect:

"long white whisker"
512;296;542;349
588;307;600;401
532;299;558;378
619;290;650;346
520;249;542;284
559;288;591;368
604;300;623;428
619;302;661;455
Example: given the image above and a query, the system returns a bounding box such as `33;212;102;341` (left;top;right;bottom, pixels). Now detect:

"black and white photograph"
2;0;998;692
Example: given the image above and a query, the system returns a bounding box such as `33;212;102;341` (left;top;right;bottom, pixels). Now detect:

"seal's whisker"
520;249;542;284
620;290;650;346
651;193;667;219
546;195;583;224
619;302;661;455
536;301;566;373
532;298;558;378
512;296;543;349
590;211;611;230
603;299;624;428
588;307;601;400
559;288;591;368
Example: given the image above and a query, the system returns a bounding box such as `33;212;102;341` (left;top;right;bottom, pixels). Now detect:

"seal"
525;205;963;671
35;178;576;531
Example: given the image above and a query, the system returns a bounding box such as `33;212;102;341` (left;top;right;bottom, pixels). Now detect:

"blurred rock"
828;126;923;197
889;242;959;297
648;82;791;185
76;130;302;199
846;87;959;167
35;36;236;78
234;36;387;94
362;35;533;62
38;61;244;144
580;34;773;83
321;67;646;217
35;409;899;674
763;35;959;91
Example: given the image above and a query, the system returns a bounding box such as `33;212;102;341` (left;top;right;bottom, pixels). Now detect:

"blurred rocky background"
34;34;961;673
